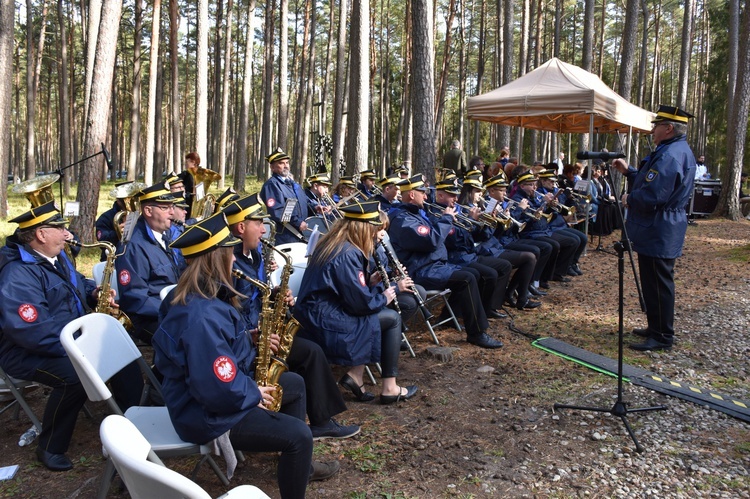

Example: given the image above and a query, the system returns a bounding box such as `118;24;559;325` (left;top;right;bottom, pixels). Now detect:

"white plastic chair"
92;261;120;300
100;415;269;499
160;284;178;301
272;242;308;267
60;313;230;498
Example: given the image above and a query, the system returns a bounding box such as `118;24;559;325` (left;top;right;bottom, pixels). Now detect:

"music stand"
554;164;665;453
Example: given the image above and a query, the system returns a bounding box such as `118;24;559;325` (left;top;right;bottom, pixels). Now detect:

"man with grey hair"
443;139;468;178
612;104;696;352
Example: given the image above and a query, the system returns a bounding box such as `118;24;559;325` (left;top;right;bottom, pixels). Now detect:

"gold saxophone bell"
111;182;146;240
191;168;222;220
12;174;60;207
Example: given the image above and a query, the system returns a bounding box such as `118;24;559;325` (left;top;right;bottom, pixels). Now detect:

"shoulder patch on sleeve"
118;269;131;286
266;198;276;207
213;356;237;382
417;225;430;236
645;169;658;182
358;270;367;286
18;304;38;323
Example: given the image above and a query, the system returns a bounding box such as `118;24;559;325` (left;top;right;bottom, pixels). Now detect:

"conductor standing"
612;105;696;352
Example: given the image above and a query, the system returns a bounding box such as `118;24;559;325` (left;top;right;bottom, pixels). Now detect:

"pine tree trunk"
169;0;181;175
345;0;370;175
0;0;12;217
410;0;435;180
235;0;256;191
331;0;348;182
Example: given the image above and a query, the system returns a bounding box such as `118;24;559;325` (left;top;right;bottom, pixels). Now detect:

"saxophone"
66;240;134;331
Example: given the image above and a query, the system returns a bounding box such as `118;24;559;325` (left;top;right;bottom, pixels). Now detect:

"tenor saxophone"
66;240;134;331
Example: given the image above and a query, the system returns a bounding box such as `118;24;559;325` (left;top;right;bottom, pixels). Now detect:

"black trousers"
395;284;428;326
507;239;553;282
445;268;488;338
287;336;347;427
468;256;512;310
498;249;536;304
638;254;676;344
378;308;403;378
557;227;587;264
537;233;577;277
230;371;311;499
32;357;143;454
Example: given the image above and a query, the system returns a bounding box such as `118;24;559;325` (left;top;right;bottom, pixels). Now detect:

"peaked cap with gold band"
308;173;332;186
377;174;401;187
137;182;175;204
652;104;694;124
340;200;383;226
266;147;291;163
169;212;241;258
10;201;69;230
337;176;356;187
172;191;190;209
484;174;509;189
435;176;462;195
359;169;377;180
516;171;538;184
214;188;240;213
463;176;484;190
464;170;483;182
163;173;182;187
221;193;267;225
537;169;558;179
397;174;427;192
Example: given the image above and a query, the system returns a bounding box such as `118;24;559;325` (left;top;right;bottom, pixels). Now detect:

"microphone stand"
52;144;111;207
554;169;664;453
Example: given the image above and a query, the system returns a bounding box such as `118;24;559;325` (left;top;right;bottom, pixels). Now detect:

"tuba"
190;168;222;220
12;174;59;206
111;182;146;240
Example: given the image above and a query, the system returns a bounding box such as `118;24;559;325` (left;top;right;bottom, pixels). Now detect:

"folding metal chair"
0;366;42;435
406;289;461;345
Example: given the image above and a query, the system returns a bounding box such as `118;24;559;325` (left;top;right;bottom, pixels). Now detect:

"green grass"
727;243;750;263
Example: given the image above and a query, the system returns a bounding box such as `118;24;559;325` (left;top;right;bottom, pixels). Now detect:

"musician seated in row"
0;202;142;471
458;178;541;310
373;174;401;211
295;200;418;404
510;171;579;284
95;180;143;261
387;174;503;349
428;177;513;318
535;169;587;276
155;213;339;499
116;182;186;344
223;194;360;439
259;147;309;245
357;169;378;198
483;174;554;297
304;173;335;220
331;175;359;204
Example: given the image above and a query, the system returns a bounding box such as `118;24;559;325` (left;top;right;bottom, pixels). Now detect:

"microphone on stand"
101;143;113;169
576;151;626;161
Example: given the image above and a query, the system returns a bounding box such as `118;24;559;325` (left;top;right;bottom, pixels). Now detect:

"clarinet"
373;250;405;329
378;240;433;320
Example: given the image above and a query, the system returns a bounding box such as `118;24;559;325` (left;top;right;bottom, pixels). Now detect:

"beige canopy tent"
467;57;654;134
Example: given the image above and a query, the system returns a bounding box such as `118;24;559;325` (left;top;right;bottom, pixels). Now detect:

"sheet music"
305;226;320;257
281;198;298;223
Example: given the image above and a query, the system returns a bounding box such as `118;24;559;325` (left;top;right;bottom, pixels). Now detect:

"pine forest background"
0;0;749;241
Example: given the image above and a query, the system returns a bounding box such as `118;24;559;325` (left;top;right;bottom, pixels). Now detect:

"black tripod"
555;159;664;453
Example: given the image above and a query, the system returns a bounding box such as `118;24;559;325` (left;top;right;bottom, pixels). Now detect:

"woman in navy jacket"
295;200;418;405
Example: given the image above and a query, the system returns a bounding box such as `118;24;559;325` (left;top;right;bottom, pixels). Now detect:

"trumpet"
423;202;478;231
502;195;549;223
455;202;498;229
485;199;526;232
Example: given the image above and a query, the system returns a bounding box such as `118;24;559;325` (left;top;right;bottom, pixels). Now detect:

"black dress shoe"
539;281;550;289
572;264;583;275
504;295;517;308
528;285;547;296
567;267;579;277
400;340;409;351
339;374;375;402
467;333;503;349
552;275;572;283
517;299;542;310
36;447;73;472
380;385;418;405
487;309;507;319
631;328;650;338
629;338;672;351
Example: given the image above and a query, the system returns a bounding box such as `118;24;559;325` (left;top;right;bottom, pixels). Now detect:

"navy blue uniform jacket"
154;290;260;444
116;217;184;331
387;203;461;289
232;243;266;330
624;135;695;259
295;243;384;366
0;236;95;378
260;174;308;244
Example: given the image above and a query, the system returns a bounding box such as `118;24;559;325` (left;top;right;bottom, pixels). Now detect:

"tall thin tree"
411;0;435;180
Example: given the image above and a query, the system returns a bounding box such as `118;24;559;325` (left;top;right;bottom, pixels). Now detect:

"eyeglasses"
148;204;175;212
652;122;671;129
40;225;68;232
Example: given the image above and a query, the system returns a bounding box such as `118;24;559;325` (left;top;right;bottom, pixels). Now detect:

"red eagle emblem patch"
448;227;455;236
358;271;366;286
18;304;38;323
266;198;276;207
417;225;430;236
213;356;236;382
96;230;102;240
118;270;131;286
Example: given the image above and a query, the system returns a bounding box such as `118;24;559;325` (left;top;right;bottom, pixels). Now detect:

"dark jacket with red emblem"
154;288;260;444
294;242;384;366
386;203;461;289
259;173;308;245
0;235;96;378
95;201;120;260
115;217;184;336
